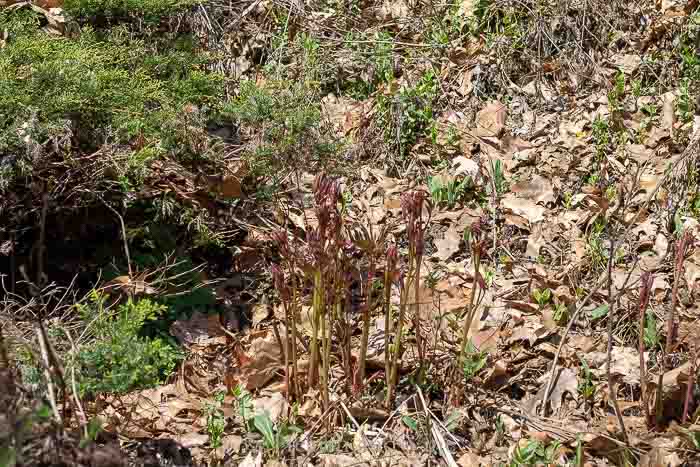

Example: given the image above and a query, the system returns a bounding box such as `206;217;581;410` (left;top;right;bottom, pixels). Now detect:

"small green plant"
604;184;617;202
63;0;199;19
376;70;438;157
607;70;626;112
640;102;659;133
562;192;574;209
578;357;596;401
79;417;104;448
509;438;562;466
428;175;472;208
491;159;508;196
586;222;607;270
532;288;552;308
205;392;226;449
232;385;254;430
677;79;697;124
75;293;183;396
591;116;610;159
553;302;569;325
401;415;419;432
643;310;660;350
462;339;487;381
222;80;339;186
252;411;301;458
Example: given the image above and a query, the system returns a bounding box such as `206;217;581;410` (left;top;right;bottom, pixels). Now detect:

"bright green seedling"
462;339;487;381
578;357;596;402
491;159;508;196
590;304;609;320
402;415;419;432
532;288;552;307
232;385;254;431
509;438;562;466
205;392;226;449
644;310;660;350
553;302;569;325
428;175;472;208
252;411;302;458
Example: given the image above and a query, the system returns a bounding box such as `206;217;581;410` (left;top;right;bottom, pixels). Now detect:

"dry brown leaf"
227;331;282;391
170;312;227;347
610;53;642;74
537;367;578;412
434;225;462;261
251;303;270;328
476;101;507;137
457;452;490;467
510;175;555;205
253;392;287;423
587;346;643;386
177;432;209;448
501;195;546;227
451;155;480;179
214;435;242;458
239;451;263;467
317;454;366;467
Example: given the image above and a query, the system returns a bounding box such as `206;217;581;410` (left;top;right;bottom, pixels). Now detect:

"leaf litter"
6;0;700;466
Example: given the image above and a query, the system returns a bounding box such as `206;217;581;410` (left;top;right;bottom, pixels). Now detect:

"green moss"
63;0;199;19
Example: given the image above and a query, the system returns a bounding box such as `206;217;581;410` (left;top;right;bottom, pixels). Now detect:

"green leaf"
402;415;418;431
253;412;276;448
590;304;609;320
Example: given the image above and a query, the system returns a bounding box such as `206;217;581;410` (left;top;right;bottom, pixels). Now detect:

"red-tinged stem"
358;260;376;392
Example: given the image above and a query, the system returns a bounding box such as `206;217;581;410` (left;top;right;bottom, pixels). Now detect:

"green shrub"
75;293;183;396
0;11;223;193
222;80;341;183
376;70;438;157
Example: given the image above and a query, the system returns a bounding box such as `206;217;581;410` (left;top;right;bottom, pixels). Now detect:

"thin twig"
99;196;132;277
36;322;61;423
62;327;88;432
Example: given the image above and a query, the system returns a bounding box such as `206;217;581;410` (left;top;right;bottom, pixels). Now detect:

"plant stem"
290;277;300;399
638;272;652;427
383;266;393;392
459;246;481;363
606;239;628;443
387;263;413;408
358;260;376;392
413;255;425;383
309;270;322;388
320;302;330;412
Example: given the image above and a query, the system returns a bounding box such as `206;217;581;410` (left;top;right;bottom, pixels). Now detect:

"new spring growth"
272;230;290;259
271;264;290;302
313;173;342;243
401;191;429;258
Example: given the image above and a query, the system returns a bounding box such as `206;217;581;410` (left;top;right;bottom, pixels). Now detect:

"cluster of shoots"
271;173;488;410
